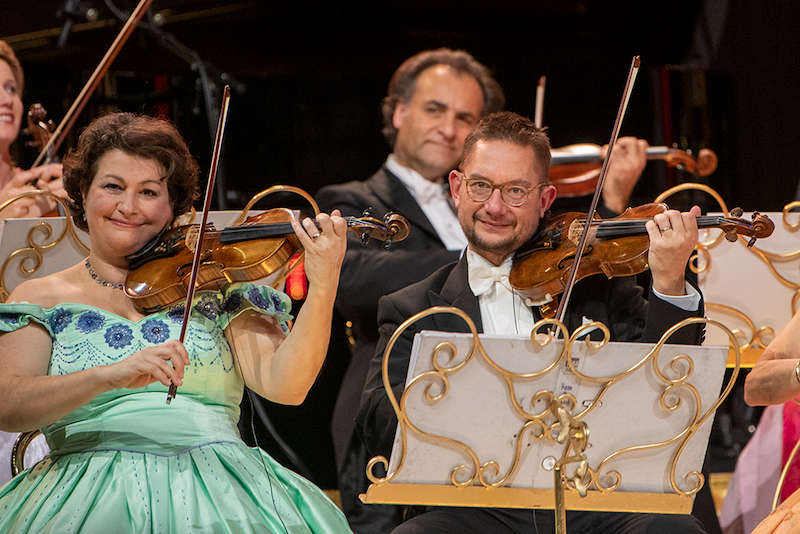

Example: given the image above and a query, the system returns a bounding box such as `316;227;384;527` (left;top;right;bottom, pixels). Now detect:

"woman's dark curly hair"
63;112;200;232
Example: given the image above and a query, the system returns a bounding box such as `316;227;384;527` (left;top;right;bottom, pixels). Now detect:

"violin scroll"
695;148;718;177
24;104;56;154
355;213;409;245
719;208;775;247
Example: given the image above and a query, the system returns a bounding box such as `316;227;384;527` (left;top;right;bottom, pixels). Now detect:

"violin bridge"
185;227;200;253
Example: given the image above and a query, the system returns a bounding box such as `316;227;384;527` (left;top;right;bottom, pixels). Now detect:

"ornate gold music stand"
360;307;739;533
656;185;800;368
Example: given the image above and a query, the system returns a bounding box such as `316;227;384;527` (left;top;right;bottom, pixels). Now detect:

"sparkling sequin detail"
141;319;170;344
50;309;72;334
105;325;134;349
77;311;105;333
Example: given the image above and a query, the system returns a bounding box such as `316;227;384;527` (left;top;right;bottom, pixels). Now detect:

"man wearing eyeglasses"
357;111;707;534
317;47;650;533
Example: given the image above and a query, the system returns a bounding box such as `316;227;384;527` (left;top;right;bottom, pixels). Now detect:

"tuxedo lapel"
367;167;444;244
427;255;483;333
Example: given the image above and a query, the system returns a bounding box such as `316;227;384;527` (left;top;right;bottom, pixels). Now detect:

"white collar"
385;155;448;204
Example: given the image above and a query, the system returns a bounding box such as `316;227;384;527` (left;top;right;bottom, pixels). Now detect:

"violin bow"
166;84;231;404
553;56;640;324
32;0;154;167
534;75;546;129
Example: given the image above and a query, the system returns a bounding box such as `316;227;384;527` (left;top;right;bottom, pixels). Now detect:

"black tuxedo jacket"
356;254;705;460
316;167;461;466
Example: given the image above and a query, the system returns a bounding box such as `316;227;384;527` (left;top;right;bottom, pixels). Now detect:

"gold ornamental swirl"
367;307;741;501
0;191;88;301
656;186;800;315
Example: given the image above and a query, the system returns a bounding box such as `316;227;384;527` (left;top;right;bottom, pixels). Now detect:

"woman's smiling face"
83;149;173;259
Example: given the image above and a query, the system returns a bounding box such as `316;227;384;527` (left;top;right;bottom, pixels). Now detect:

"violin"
508;203;774;307
549;143;719;198
24;104;57;163
16;103;61;217
124;208;410;314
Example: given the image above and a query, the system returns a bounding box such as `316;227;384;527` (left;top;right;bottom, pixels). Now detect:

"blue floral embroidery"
50;309;73;334
105;324;133;349
0;313;18;325
247;287;269;310
141;319;169;344
167;305;186;324
194;294;221;320
269;292;286;312
221;292;243;313
76;311;105;333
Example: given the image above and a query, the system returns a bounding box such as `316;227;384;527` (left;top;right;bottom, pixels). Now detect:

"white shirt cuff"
652;282;701;312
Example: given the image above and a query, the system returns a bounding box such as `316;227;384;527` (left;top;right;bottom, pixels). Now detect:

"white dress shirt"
466;250;535;335
465;249;701;336
385;155;467;251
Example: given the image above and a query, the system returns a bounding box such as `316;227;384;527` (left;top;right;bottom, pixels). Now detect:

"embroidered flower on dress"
76;311;105;333
269;292;286;312
104;324;133;348
50;309;73;333
167;305;186;323
194;294;221;320
141;319;169;344
246;287;269;310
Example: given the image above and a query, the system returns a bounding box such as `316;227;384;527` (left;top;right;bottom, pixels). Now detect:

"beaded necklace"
84;258;124;290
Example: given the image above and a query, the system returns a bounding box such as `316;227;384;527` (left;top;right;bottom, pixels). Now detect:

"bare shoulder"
7;263;85;308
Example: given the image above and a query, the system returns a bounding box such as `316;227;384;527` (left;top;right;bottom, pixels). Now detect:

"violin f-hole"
557;245;593;271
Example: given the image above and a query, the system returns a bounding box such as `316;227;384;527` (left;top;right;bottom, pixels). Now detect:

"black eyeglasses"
456;171;544;207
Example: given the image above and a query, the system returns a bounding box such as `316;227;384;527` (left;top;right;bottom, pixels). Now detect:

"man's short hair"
0;40;24;96
459;111;551;181
381;48;505;147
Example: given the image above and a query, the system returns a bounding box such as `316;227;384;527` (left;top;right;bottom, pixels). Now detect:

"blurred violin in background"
549;143;718;198
19;104;62;216
23;104;57;164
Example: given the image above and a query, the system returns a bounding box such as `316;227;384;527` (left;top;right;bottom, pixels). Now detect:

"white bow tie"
468;261;513;297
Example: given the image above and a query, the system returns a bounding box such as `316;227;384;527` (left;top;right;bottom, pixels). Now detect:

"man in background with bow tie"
316;48;505;533
356;111;707;534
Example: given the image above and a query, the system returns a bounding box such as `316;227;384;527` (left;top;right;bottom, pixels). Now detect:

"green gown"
0;283;351;533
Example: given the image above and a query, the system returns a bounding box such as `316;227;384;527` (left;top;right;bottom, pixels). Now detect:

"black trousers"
392;507;707;534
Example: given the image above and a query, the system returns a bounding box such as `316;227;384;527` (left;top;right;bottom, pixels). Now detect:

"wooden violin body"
124;208;409;314
549;144;719;198
509;203;774;305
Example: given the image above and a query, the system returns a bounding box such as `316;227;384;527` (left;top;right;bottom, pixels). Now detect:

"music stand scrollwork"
0;191;88;302
362;306;739;534
656;184;795;366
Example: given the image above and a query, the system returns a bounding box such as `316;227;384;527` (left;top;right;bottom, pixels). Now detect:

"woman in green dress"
0;112;352;533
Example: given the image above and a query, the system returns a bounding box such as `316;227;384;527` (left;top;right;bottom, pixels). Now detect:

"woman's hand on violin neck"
645;205;701;296
602;137;648;214
290;209;347;298
2;163;66;217
101;340;189;391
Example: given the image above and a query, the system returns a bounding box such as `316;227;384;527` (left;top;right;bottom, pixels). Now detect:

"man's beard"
464;219;520;258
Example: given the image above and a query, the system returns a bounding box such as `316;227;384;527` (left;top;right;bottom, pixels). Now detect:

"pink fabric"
720;404;783;533
781;401;800;502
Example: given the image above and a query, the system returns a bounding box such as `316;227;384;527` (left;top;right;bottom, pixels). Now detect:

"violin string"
592;216;737;240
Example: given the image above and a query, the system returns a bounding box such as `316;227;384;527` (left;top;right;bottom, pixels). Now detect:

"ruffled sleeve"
0;302;53;336
217;283;293;333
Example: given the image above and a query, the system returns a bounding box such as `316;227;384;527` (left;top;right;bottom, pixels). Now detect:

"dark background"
2;0;797;488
